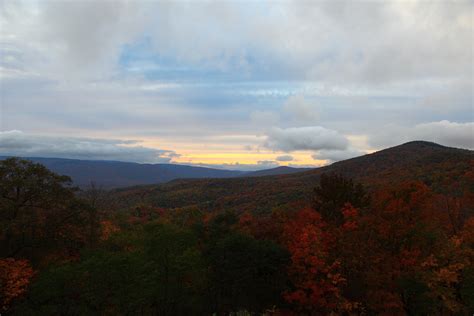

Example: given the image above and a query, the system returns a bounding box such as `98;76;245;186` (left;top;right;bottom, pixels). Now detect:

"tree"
313;173;369;225
206;232;289;314
0;158;95;262
0;258;34;311
282;208;346;314
16;223;208;315
142;223;207;315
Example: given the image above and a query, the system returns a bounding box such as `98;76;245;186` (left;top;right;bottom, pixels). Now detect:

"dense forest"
1;142;474;315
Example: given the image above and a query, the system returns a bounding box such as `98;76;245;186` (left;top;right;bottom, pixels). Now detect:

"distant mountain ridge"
2;141;471;192
244;166;313;177
0;156;311;188
109;141;473;212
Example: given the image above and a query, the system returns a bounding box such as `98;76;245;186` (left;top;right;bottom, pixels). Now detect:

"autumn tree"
282;208;346;314
0;158;97;263
0;258;34;311
313;173;369;225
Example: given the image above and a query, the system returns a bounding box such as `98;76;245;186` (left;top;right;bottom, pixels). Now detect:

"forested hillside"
112;141;473;213
1;141;473;315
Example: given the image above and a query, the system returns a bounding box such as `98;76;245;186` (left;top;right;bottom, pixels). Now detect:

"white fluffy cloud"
264;126;349;152
0;130;179;163
369;121;474;149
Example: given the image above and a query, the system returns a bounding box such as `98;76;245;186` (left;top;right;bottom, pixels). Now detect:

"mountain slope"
0;157;311;188
111;141;473;212
0;157;245;188
244;166;313;177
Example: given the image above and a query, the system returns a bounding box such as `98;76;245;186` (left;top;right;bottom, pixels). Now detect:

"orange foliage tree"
0;258;34;311
282;208;346;314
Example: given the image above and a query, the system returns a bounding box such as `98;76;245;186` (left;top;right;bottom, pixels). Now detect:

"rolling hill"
111;141;474;213
0;157;310;188
244;166;313;177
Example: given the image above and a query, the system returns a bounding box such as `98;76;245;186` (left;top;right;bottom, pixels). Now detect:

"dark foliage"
313;173;370;225
0;158;96;262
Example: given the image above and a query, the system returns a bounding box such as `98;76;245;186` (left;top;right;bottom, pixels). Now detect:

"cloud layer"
0;1;472;167
264;126;349;152
283;95;319;125
3;1;471;82
369;121;474;150
276;155;294;162
312;148;364;163
0;130;178;163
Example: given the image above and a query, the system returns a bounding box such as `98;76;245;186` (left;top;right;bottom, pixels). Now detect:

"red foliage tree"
282;208;345;314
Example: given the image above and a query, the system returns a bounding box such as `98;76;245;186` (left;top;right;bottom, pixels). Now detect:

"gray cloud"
264;126;349;152
1;1;471;161
418;80;473;116
276;155;294;162
0;130;179;163
0;1;145;79
369;120;474;150
282;95;319;124
2;1;471;83
312;148;365;163
249;110;280;129
257;160;279;168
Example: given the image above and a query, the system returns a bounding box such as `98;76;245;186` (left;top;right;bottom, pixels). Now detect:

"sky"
0;0;473;170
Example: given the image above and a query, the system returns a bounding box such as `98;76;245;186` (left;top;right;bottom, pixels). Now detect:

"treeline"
1;158;473;315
